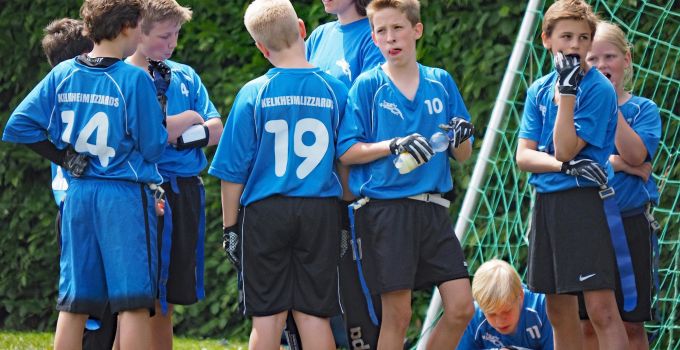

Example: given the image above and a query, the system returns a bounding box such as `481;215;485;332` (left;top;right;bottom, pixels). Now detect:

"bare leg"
580;319;599;350
249;311;287;350
54;311;88;350
118;309;152;350
150;301;174;350
545;294;583;350
292;310;335;349
426;279;474;349
582;289;628;349
377;289;411;350
625;321;649;350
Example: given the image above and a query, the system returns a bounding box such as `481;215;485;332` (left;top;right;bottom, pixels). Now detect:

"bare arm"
339;140;392;165
516;138;563;173
221;181;244;227
337;162;355;201
166;110;205;142
450;139;472;162
614;111;647;166
205;117;224;146
609;154;652;182
553;95;587;161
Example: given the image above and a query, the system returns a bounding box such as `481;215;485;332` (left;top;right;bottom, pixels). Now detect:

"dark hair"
42;18;94;67
355;0;372;17
80;0;144;44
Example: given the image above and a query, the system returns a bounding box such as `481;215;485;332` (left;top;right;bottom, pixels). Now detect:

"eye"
580;35;590;41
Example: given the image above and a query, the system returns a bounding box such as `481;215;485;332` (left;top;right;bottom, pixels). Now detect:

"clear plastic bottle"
429;131;450;153
393;152;419;174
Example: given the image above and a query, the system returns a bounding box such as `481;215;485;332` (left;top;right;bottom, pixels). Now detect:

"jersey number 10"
264;118;329;179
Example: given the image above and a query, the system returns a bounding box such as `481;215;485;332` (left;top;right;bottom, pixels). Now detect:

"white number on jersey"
61;110;116;167
264;118;329;179
526;325;541;339
424;98;444;115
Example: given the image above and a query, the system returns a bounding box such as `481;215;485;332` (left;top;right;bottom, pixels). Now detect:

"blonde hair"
367;0;420;27
542;0;598;38
244;0;300;52
472;259;523;313
141;0;192;34
594;21;634;90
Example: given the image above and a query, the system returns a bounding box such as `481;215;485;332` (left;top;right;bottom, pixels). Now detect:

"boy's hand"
554;52;583;96
447;117;474;148
147;59;172;96
561;159;607;186
389;133;434;164
62;146;88;177
222;225;240;268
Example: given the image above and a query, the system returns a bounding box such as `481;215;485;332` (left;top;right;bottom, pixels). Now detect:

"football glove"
62;146;88;177
389;133;434;165
147;58;172;116
554;52;583;96
447;117;474;148
561;159;607;186
222;225;240;268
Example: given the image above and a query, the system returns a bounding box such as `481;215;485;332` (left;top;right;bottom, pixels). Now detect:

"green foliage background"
0;0;523;340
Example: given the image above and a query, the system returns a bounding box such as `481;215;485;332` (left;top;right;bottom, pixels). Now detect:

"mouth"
388;48;402;56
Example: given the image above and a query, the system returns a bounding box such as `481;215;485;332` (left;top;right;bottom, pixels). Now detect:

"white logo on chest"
379;100;403;119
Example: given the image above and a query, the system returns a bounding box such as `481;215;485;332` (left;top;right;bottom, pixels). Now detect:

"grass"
0;331;248;350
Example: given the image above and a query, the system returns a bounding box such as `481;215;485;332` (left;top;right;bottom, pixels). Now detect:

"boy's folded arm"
516;138;562;173
338;140;392;165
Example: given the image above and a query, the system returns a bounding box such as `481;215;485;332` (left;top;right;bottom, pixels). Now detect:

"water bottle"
429;131;450;152
393;152;419;174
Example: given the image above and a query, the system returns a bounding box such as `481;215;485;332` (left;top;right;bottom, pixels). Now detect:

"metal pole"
416;0;542;347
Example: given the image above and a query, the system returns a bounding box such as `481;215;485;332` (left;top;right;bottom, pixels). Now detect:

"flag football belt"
347;197;380;326
408;193;450;208
599;186;637;312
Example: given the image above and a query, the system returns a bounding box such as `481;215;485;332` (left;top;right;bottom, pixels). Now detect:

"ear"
414;22;423;40
255;41;270;58
298;18;307;39
624;49;632;68
541;31;551;50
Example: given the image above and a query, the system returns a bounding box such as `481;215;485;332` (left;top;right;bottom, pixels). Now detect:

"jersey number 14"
61;110;116;167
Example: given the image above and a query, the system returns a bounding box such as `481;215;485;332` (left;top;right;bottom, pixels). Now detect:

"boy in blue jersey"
306;0;384;347
127;1;223;348
458;259;553;350
579;21;662;350
516;1;628;349
336;0;475;348
208;0;348;349
3;1;167;349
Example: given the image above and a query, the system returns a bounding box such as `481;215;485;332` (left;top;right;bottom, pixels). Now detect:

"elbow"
553;148;575;163
620;152;646;167
515;153;528;171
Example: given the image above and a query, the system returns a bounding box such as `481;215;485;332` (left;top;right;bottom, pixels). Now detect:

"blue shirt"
3;58;167;184
336;64;471;199
610;95;661;211
518;68;618;193
457;288;554;350
209;67;348;205
306;18;384;87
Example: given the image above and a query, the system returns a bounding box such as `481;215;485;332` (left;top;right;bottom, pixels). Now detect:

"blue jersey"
147;59;220;177
610;95;661;211
209;67;348;205
3;58;167;184
518;68;617;193
306;18;384;87
336;64;471;199
457;288;554;350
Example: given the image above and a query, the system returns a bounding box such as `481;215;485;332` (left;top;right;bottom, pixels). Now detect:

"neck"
128;51;149;70
617;88;632;105
268;43;314;69
383;59;419;81
88;40;126;60
337;6;363;25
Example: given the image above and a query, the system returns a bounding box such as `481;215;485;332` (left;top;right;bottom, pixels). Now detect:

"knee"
586;302;620;329
382;304;412;331
442;300;474;325
581;320;597;338
624;322;646;340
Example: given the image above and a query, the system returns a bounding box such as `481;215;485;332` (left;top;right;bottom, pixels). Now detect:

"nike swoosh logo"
563;68;577;86
579;273;596;282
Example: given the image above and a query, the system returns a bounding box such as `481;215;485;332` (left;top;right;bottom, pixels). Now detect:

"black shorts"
527;187;617;294
355;198;469;294
241;196;340;317
158;176;204;305
578;208;656;322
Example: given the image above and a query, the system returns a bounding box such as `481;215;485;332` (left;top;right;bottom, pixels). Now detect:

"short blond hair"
472;259;523;313
367;0;420;27
244;0;300;52
542;0;598;38
594;21;633;89
141;0;192;34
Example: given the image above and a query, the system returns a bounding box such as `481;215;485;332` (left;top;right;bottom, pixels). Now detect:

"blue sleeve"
632;99;662;160
3;73;58;144
359;36;383;74
538;296;554;350
519;85;542;142
442;71;472;122
190;68;220;120
336;77;373;157
208;85;258;183
574;83;617;148
131;74;167;163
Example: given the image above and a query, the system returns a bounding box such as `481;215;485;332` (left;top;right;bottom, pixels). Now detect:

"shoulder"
308;21;337;41
526;73;555;100
628;95;659;112
581;68;615;96
165;59;200;82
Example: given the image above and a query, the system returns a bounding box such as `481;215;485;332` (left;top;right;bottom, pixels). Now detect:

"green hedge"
0;0;525;339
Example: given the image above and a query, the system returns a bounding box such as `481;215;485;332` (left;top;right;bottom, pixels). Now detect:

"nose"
386;29;396;43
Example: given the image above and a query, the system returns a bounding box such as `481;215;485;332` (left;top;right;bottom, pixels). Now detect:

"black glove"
561;159;607;186
62;146;88;177
222;225;240;268
389;133;434;165
447;117;474;148
147;58;172;116
554;52;583;96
